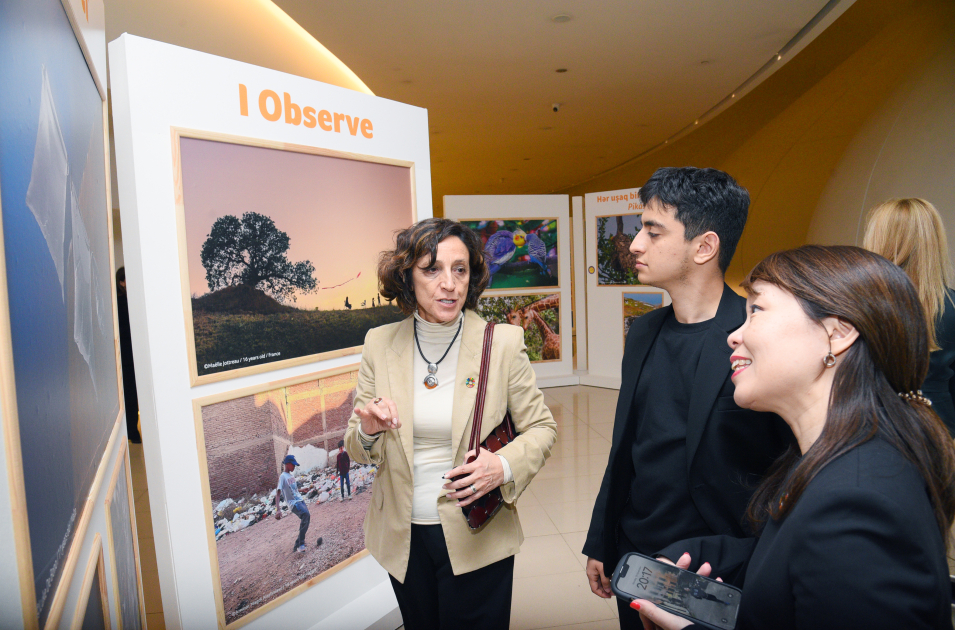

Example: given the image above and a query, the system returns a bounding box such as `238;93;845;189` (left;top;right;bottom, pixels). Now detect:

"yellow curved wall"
561;0;955;288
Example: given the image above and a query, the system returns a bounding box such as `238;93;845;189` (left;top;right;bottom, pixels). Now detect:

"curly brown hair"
378;218;490;315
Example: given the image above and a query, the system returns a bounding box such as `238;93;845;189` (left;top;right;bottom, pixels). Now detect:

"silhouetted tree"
200;212;317;303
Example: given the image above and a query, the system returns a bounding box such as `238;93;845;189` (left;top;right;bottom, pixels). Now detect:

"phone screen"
613;554;740;630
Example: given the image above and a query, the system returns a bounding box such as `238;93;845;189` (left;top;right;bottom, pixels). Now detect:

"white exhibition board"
109;35;432;630
444;195;578;388
571;196;587;372
581;188;671;389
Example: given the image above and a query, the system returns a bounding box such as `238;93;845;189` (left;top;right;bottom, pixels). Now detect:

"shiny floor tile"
510;571;617;629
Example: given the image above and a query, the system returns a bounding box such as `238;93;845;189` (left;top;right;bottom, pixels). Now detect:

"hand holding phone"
611;552;741;630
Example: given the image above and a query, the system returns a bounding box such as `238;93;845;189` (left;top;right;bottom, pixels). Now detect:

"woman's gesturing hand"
442;447;505;507
354;396;401;435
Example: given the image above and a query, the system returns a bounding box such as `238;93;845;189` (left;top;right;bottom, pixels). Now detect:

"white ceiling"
106;0;839;211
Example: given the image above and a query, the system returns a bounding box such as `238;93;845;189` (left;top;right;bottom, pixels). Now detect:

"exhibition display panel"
0;0;138;628
444;195;578;388
582;188;671;388
110;35;431;629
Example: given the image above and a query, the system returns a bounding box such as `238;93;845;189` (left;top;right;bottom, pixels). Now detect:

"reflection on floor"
508;385;618;630
128;442;164;630
126;385;623;630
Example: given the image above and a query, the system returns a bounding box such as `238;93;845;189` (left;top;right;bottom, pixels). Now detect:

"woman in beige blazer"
344;218;557;629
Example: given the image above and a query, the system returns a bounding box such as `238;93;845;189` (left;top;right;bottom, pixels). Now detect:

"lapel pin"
465;377;476;388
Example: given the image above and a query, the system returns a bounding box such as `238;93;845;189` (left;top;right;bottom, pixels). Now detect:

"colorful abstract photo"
476;293;560;362
462;219;559;289
623;292;664;345
597;214;643;285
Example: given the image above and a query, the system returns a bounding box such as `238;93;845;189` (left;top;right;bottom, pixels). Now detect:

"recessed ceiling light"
694;120;699;125
776;54;782;60
551;14;573;23
539;126;554;131
731;93;736;98
700;59;713;65
524;157;531;161
556;68;568;73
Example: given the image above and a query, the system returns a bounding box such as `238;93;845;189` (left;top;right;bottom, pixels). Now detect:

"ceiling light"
694;120;699;125
556;68;568;73
551;14;573;23
731;93;736;98
776;54;782;61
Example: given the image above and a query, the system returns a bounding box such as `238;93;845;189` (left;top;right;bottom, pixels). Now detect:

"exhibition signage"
110;35;430;629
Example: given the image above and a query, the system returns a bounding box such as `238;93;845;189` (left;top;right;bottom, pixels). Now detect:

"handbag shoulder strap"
467;322;496;456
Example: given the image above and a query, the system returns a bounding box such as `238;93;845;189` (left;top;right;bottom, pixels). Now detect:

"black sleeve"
582;461;613;563
655;535;757;587
787;486;944;629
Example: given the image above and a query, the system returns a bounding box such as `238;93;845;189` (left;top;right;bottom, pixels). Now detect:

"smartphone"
611;552;742;630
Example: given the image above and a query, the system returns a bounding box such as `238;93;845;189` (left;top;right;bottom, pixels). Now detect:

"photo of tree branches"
476;293;560;362
179;136;412;379
597;214;643;285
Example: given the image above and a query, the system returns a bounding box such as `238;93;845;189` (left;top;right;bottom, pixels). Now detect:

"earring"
823;352;836;368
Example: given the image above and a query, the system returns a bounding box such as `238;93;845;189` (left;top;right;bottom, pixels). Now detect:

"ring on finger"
469;484;477;494
372;397;383;405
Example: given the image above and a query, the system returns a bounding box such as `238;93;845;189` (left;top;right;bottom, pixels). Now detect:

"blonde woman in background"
863;198;955;437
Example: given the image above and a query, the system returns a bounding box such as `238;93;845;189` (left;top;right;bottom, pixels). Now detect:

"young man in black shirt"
583;167;790;627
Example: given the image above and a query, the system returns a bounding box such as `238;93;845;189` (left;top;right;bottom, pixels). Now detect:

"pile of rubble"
213;463;376;541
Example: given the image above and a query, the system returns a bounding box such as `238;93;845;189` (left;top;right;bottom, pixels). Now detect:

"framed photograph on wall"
174;129;416;386
460;219;559;290
597;213;643;286
0;0;124;626
193;364;376;628
622;291;664;346
70;533;111;630
475;292;561;363
104;441;147;630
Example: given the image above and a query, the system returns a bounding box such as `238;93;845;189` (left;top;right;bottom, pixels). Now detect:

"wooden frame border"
456;217;562;293
69;533;111;630
192;362;369;630
0;5;124;624
475;290;563;364
170;127;418;387
593;211;645;287
621;290;666;348
104;441;148;630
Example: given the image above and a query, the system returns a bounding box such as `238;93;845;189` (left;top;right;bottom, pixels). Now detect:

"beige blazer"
344;309;557;582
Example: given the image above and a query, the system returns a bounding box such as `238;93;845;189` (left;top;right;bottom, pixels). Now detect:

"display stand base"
306;580;400;630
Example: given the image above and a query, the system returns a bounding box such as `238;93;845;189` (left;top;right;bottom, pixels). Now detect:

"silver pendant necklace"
414;317;463;390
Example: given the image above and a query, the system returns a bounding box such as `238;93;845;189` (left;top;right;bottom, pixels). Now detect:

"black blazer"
661;438;952;630
923;288;955;437
583;284;791;568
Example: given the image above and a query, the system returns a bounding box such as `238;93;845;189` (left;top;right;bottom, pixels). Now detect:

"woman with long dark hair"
634;245;955;630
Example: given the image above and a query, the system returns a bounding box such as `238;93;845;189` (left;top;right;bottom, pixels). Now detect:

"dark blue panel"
0;0;120;624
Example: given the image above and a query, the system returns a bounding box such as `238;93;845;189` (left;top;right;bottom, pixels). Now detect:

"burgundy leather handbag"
454;322;518;530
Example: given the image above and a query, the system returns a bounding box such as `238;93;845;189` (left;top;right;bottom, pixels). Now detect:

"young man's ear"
692;231;720;266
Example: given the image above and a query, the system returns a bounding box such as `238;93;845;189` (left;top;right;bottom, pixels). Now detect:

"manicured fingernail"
629;601;640;610
681;552;689;557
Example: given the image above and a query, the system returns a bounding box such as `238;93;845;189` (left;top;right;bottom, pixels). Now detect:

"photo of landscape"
623;292;664;345
597;214;643;285
197;368;375;626
178;136;414;382
476;293;560;362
